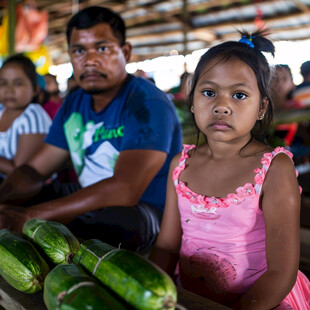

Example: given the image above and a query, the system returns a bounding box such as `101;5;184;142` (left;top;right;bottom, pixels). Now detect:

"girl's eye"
233;92;247;100
203;90;215;97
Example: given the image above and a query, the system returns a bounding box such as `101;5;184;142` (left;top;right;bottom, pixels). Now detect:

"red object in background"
15;3;48;52
254;6;264;29
275;122;299;146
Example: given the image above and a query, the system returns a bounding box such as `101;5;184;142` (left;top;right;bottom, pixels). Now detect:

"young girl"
0;54;51;180
150;30;310;309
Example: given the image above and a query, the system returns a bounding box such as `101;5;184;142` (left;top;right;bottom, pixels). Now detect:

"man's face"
68;23;131;94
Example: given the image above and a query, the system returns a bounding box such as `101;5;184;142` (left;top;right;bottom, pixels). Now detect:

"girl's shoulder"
23;103;52;119
262;146;294;169
260;146;299;192
24;103;45;112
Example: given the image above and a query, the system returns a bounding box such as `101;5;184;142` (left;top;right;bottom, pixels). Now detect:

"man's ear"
121;42;132;63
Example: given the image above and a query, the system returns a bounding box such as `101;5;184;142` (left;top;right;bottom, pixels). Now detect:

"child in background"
0;54;51;180
42;73;63;119
150;30;310;309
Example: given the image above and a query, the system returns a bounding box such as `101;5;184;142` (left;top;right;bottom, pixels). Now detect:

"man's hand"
0;205;31;234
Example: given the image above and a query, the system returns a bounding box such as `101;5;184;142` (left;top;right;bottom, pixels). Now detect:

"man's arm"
1;149;167;232
0;143;70;204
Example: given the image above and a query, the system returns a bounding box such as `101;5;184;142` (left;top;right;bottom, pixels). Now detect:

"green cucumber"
0;229;49;293
73;239;177;310
44;264;128;310
23;218;80;264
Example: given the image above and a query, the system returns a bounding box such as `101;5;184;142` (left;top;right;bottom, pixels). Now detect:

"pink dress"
173;144;310;309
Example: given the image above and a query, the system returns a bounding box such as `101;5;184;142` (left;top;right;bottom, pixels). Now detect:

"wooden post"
182;0;188;72
8;0;16;56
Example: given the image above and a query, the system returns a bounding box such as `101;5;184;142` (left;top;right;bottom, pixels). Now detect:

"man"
0;6;182;253
292;61;310;108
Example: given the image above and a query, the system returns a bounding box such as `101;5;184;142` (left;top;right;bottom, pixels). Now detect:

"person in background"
272;64;296;111
66;74;79;95
292;61;310;108
150;30;310;309
0;6;182;254
42;73;63;119
134;69;155;84
173;71;192;101
0;54;51;181
270;65;298;147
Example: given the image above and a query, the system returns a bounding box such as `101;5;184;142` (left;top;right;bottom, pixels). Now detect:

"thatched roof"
5;0;310;65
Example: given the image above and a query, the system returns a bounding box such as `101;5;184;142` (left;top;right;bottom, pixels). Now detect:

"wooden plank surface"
177;286;231;309
0;276;45;310
0;276;231;310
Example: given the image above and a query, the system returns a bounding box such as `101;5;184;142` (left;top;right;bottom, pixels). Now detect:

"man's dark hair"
300;61;310;79
66;6;126;46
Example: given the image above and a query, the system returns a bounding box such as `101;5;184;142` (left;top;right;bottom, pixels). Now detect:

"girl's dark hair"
187;29;275;145
2;53;37;91
66;6;126;46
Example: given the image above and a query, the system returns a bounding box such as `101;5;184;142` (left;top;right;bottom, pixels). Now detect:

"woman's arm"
0;133;46;176
232;153;300;309
149;154;183;277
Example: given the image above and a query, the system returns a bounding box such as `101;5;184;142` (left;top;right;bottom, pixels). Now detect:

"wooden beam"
290;0;310;12
8;0;16;56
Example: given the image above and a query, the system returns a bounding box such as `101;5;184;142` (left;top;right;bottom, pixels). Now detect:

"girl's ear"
34;85;40;97
260;97;269;115
32;85;41;104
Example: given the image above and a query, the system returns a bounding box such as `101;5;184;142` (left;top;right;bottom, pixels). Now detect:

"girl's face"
0;63;35;110
192;57;267;145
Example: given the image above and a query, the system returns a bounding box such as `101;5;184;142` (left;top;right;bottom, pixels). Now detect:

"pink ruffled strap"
254;147;294;185
172;144;196;183
254;147;302;194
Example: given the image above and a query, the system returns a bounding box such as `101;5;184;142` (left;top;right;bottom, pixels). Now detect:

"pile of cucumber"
0;218;177;310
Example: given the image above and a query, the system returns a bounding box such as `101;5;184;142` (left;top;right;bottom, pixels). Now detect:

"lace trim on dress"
173;145;295;209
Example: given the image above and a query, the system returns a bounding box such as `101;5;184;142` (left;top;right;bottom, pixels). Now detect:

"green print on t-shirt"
64;112;124;175
93;124;124;142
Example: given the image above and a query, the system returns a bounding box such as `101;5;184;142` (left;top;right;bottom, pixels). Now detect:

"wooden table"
0;276;230;310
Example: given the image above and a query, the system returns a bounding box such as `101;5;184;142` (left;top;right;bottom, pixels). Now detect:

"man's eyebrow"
70;40;114;48
95;40;111;45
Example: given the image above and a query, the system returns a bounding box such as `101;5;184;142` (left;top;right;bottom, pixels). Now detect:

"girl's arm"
0;157;14;176
0;133;46;176
149;153;183;277
232;153;301;310
0;134;46;175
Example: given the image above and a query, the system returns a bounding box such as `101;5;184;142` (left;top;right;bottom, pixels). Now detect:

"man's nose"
85;50;99;65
